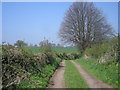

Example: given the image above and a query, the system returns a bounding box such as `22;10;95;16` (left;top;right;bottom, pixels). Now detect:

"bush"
2;42;62;88
2;44;40;87
84;36;118;62
39;40;56;65
56;52;80;60
84;43;109;58
17;58;62;88
17;64;57;88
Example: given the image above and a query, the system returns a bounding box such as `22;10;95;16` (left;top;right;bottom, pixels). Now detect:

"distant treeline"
2;40;68;48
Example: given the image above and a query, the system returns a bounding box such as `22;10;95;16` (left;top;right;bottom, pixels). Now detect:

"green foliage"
75;58;118;88
14;40;27;48
84;36;118;61
77;35;118;88
2;44;40;87
52;46;79;53
17;61;60;88
0;45;1;54
28;46;81;61
28;46;80;54
26;47;40;53
65;61;88;88
84;43;109;58
0;45;1;76
2;42;62;88
56;52;81;60
18;58;61;88
39;40;56;65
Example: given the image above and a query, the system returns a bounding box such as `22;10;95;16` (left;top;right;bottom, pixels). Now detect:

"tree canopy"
59;2;113;51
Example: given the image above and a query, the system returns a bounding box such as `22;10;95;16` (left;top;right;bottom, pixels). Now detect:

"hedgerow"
56;52;81;60
2;42;62;88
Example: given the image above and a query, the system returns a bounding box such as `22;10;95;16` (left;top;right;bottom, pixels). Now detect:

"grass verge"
64;61;88;88
75;58;118;88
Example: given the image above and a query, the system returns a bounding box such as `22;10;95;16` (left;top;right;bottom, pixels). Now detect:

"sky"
118;2;120;33
2;2;118;45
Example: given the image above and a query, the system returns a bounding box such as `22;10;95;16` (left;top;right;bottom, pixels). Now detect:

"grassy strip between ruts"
75;58;118;88
64;61;88;88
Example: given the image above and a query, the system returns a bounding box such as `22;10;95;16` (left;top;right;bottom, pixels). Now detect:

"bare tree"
59;2;113;50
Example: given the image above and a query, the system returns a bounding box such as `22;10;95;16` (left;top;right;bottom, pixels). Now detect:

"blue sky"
2;2;118;45
118;2;120;33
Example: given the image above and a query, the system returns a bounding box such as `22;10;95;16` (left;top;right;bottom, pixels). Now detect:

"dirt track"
47;60;114;88
47;60;67;88
71;60;113;88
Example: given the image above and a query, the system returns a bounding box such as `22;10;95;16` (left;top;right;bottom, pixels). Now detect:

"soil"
47;60;67;88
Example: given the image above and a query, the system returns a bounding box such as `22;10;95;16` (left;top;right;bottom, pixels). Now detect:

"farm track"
47;60;67;88
71;60;113;89
47;60;114;89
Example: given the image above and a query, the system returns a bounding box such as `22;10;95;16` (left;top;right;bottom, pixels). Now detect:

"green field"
75;58;118;88
26;47;40;53
64;61;88;88
52;47;79;53
27;46;80;53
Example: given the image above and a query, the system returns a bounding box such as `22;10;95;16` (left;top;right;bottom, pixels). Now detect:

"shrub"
39;40;56;65
2;44;37;87
56;52;80;60
2;41;62;88
83;36;118;62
